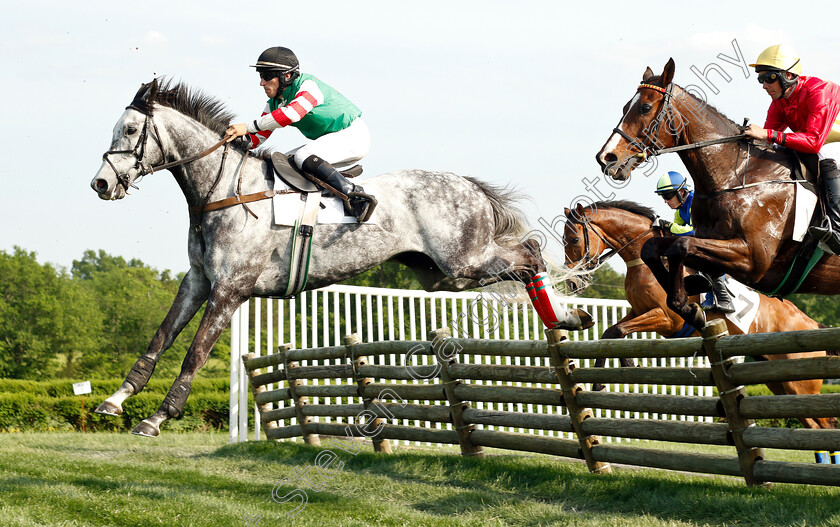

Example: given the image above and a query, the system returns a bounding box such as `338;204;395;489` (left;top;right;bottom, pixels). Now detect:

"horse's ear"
643;67;655;81
662;58;675;86
564;207;572;218
143;78;160;104
129;79;160;115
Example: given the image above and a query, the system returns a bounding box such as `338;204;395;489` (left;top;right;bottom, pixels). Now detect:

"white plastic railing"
228;285;709;443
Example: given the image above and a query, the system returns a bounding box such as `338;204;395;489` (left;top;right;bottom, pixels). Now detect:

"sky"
3;1;840;276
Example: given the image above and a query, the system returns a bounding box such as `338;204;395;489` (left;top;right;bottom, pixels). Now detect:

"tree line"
1;246;835;381
0;248;221;380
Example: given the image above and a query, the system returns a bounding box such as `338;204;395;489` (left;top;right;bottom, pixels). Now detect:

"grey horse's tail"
464;176;529;243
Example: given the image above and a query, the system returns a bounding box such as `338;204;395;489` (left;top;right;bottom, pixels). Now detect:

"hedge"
0;378;249;433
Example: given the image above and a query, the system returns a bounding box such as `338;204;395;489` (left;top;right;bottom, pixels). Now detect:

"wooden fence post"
345;333;392;453
431;328;484;458
242;351;279;437
283;347;321;446
702;318;768;487
546;329;612;474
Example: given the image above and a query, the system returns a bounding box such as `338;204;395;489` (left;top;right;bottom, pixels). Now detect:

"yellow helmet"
749;44;801;75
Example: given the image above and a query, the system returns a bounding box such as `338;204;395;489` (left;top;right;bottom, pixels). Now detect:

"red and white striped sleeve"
248;79;325;136
245;103;275;148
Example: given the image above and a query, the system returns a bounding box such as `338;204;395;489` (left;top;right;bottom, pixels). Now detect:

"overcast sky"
3;1;839;276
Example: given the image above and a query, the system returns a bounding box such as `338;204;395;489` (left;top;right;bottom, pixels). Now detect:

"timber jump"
242;319;840;487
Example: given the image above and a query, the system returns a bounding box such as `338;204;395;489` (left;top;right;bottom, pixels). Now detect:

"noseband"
101;104;226;192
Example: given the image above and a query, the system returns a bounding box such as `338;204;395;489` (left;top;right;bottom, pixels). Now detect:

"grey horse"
91;78;590;436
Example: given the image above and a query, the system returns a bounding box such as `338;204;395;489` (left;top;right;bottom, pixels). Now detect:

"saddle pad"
722;278;760;335
272;192;378;226
793;183;818;242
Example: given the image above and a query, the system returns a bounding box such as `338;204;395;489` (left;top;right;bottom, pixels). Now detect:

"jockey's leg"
808;159;840;253
301;155;376;222
291;120;375;222
531;272;594;330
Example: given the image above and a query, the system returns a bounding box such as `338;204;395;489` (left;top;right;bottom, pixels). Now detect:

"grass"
0;432;839;526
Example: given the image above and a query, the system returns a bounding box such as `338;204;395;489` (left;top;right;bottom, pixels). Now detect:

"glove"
656;219;673;234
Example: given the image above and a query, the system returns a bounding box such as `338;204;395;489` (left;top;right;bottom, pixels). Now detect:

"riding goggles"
659;190;679;201
259;70;280;81
757;71;781;84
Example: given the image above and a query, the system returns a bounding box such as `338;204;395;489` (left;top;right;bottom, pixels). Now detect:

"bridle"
612;82;747;162
566;215;654;272
101;104;227;192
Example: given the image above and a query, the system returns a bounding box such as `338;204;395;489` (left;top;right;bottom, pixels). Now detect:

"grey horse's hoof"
95;401;123;416
573;308;595;330
131;420;160;437
552;308;594;331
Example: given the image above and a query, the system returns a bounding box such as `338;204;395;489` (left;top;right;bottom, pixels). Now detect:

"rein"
102;104;279;237
616;83;747;160
102;106;228;192
621;83;789;199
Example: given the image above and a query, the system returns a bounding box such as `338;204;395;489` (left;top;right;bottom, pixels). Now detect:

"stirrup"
348;191;377;222
809;225;840;254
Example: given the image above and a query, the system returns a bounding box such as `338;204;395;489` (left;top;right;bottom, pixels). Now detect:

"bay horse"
595;58;840;331
563;200;837;448
90;78;590;437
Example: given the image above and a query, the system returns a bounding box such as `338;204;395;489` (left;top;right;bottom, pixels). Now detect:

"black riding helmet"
250;46;300;89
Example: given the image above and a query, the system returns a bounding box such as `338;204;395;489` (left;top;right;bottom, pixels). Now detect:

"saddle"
270;152;362;194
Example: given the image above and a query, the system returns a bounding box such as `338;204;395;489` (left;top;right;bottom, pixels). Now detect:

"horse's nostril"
604;153;618;163
95;179;107;192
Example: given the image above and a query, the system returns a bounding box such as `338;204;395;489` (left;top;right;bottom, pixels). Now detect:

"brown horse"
595;58;840;331
563;200;836;438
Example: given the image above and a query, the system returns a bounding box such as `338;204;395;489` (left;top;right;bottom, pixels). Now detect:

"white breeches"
819;141;840;161
289;118;371;170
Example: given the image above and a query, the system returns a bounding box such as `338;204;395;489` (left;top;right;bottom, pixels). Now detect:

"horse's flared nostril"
604;152;618;163
93;179;108;192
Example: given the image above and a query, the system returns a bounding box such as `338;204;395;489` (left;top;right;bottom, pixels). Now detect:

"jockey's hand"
745;123;769;142
224;123;248;143
656;219;673;234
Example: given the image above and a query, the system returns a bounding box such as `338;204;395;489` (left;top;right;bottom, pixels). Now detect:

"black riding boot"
700;274;735;313
301;155;376;222
808;159;840;254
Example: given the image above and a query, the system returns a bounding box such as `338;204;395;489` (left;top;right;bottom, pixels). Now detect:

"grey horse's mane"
590;200;657;221
131;78;261;156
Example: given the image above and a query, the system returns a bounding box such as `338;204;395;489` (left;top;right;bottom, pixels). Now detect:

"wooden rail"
242;323;840;488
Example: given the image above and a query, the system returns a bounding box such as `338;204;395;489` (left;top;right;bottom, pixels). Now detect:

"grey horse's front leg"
96;269;210;417
132;281;249;437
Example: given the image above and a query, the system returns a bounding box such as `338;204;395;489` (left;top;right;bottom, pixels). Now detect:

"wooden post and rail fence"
241;319;840;487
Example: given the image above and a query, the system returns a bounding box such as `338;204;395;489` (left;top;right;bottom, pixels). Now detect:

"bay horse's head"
91;79;167;200
596;58;679;181
562;204;603;294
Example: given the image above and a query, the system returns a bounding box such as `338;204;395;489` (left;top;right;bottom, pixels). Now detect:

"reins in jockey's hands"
224;123;248;143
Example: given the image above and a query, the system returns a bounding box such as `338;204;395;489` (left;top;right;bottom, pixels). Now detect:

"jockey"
224;46;376;222
744;44;840;253
654;171;735;313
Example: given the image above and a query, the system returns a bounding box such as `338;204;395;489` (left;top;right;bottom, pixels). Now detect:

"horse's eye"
640;103;653;114
126;126;138;135
569;237;580;245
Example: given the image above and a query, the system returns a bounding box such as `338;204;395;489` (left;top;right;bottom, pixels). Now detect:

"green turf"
0;433;840;527
0;432;839;526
